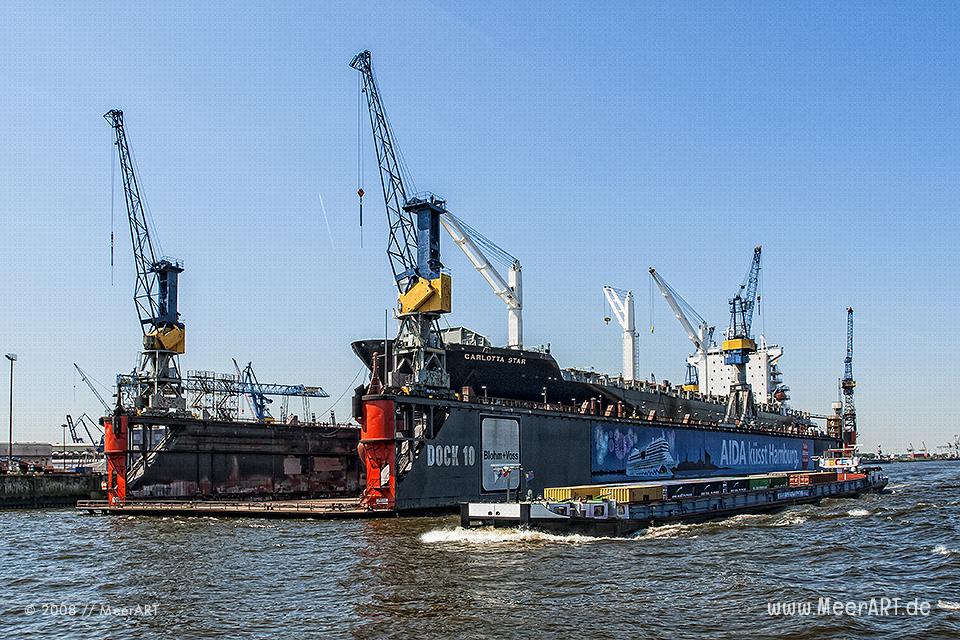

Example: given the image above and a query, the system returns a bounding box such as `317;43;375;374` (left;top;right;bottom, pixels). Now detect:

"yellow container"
543;487;574;501
630;486;664;502
545;482;667;504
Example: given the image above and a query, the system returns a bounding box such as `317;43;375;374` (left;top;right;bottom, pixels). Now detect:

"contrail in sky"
318;192;335;250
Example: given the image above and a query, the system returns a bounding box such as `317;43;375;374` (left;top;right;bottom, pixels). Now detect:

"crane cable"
110;139;115;286
649;275;655;334
357;71;364;248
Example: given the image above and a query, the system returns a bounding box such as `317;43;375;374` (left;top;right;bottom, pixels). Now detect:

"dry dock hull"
359;394;839;512
109;414;361;501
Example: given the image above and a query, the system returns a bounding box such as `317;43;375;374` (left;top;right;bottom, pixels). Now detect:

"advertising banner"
593;423;813;483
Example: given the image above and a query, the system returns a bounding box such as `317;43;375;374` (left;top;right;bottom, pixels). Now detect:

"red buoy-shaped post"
103;416;128;504
359;399;396;509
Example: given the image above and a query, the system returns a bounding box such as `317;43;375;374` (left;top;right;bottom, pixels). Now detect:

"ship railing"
467;394;825;438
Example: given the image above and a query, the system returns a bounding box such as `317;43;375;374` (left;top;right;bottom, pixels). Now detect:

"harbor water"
2;461;958;638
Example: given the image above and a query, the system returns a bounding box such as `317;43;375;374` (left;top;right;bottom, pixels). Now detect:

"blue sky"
1;2;956;453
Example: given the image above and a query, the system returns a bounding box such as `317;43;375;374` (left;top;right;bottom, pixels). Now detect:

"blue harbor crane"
105;109;186;412
841;307;857;444
352;50;451;389
723;245;762;362
722;245;762;423
232;359;286;423
235;359;272;422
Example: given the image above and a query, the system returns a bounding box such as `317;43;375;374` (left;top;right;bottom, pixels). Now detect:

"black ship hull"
357;392;836;511
353;340;837;512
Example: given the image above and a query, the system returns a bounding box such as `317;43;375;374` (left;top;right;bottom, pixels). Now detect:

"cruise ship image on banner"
625;437;677;478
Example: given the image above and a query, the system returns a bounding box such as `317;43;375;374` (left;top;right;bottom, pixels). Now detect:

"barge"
460;465;889;537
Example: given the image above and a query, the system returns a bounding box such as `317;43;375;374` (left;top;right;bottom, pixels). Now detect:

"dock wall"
0;473;104;509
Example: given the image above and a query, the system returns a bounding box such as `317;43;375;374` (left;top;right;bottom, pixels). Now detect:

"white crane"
648;267;715;394
440;213;523;349
602;286;638;382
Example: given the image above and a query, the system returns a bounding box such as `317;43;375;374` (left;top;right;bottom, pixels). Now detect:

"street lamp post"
5;353;16;471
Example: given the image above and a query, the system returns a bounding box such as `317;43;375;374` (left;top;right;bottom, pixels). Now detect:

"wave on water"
937;600;960;611
771;513;808;526
640;513;799;538
419;527;630;545
636;523;699;540
847;509;871;517
932;545;958;556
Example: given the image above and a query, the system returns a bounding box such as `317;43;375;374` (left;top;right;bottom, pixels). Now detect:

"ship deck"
76;498;385;519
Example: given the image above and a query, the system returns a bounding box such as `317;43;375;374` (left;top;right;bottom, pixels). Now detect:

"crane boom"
602;286;637;382
104;110;183;335
649;267;716;394
73;363;111;414
648;268;714;353
843;307;854;384
350;50;419;291
75;413;104;450
441;213;523;348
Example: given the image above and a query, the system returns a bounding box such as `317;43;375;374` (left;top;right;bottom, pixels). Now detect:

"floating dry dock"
76;498;378;520
461;468;889;536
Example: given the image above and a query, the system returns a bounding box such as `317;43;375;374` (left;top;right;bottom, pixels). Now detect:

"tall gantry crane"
722;245;762;423
602;287;638;382
105;109;186;411
841;306;857;444
649;267;715;393
441;213;523;349
352;50;451;389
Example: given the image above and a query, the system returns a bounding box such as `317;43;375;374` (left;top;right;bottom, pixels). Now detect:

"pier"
76;498;384;519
